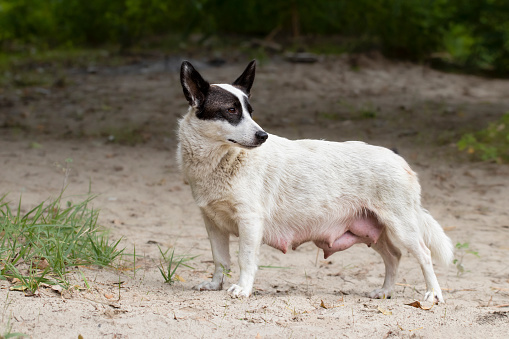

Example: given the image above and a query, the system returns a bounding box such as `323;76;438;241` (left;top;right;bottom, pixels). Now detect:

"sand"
1;54;508;338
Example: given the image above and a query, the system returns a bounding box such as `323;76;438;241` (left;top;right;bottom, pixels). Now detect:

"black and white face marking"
180;60;268;149
196;85;252;126
208;84;266;148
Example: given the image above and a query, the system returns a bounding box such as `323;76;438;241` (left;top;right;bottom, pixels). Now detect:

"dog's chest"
180;140;247;181
178;142;248;233
182;150;247;206
201;199;240;235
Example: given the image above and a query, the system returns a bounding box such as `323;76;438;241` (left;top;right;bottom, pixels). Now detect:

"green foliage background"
0;0;508;74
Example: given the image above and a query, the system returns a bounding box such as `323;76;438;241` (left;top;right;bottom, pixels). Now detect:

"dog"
177;60;453;302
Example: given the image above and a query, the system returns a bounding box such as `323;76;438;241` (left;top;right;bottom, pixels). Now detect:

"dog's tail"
421;209;454;266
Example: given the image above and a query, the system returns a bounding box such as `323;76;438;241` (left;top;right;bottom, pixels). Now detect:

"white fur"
177;85;453;303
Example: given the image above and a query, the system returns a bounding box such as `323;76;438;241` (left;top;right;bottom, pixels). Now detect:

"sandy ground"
1;54;509;338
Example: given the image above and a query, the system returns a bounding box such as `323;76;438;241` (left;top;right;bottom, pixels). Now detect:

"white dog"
177;60;453;303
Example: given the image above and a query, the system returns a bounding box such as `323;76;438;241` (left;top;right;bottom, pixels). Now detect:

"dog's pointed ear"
180;61;210;107
232;60;256;96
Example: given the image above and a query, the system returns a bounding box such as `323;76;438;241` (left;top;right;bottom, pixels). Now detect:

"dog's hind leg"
369;232;401;299
194;213;231;291
405;237;445;303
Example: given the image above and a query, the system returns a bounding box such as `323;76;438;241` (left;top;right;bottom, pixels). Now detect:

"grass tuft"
157;246;197;285
0;194;124;294
458;112;509;163
0;315;26;338
453;242;480;277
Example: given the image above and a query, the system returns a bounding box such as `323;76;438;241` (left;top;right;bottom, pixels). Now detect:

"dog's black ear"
232;60;256;96
180;61;210;107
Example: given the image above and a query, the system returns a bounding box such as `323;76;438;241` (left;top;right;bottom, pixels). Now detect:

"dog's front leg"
228;217;263;298
194;213;231;291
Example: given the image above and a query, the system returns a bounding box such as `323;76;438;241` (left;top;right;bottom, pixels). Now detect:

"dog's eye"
227;108;237;114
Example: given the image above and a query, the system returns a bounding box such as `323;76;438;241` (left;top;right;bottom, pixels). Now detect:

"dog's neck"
178;109;248;182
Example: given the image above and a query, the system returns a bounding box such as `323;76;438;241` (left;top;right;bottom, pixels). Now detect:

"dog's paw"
424;290;444;303
369;288;393;299
227;284;251;298
193;280;222;291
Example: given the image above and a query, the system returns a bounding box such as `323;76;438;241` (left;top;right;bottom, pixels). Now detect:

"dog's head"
180;60;268;149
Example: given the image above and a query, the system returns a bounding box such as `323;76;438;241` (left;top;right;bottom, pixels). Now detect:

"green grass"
1;294;27;338
458;112;509;163
453;242;480;277
0;194;124;295
0;316;26;338
157;246;197;285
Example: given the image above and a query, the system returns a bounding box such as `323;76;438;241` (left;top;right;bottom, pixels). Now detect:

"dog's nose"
255;130;268;144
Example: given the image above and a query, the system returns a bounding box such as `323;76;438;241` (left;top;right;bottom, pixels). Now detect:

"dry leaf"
378;306;392;315
10;285;27;292
174;274;185;282
491;287;509;292
409;327;424;332
36;258;50;269
406;300;421;308
104;293;114;299
255;334;262;339
51;285;63;294
405;300;435;310
320;300;328;309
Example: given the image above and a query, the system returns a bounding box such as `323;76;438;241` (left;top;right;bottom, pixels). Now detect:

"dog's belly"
264;216;382;258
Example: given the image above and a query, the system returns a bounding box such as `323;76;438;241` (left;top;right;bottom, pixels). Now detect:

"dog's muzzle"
255;130;268;144
228;130;268;149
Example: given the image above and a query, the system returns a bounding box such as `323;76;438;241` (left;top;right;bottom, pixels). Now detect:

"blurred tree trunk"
291;1;300;39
